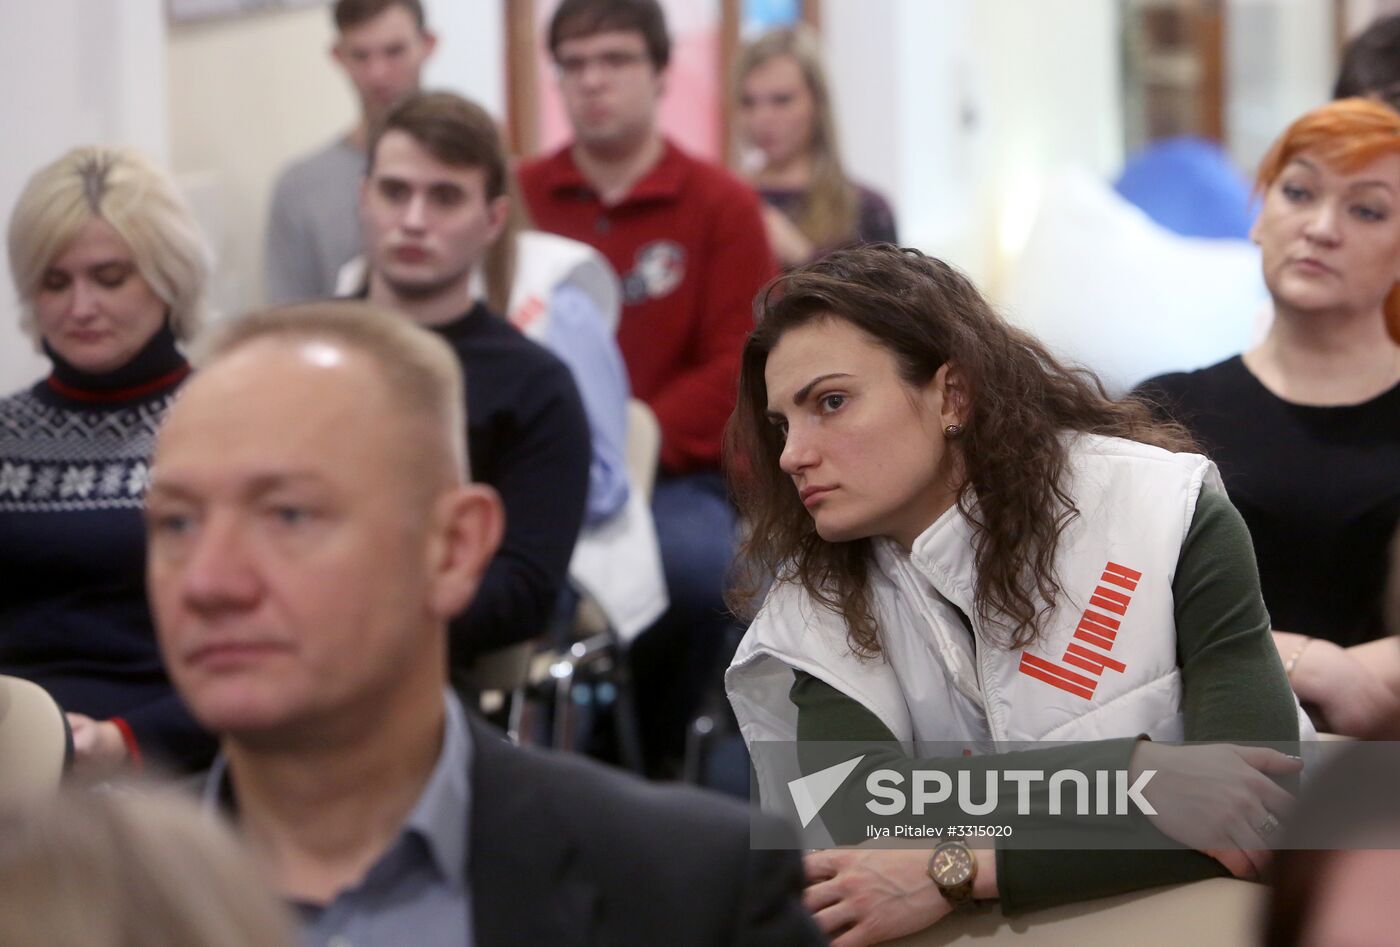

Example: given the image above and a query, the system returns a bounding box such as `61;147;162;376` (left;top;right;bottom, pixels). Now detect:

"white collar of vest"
871;492;981;621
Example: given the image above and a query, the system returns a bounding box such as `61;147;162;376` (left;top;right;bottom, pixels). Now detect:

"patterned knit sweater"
0;326;214;771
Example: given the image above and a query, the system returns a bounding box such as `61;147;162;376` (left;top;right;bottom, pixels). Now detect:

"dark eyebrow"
794;373;852;405
766;372;852;419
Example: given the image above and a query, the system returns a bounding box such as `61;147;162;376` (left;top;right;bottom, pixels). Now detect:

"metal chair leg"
551;656;578;750
505;684;527;745
610;661;646;773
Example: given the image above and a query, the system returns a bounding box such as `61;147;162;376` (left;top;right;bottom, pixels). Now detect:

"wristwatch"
927;840;978;907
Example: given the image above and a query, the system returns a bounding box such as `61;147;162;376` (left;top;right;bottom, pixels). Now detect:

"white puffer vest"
728;434;1310;792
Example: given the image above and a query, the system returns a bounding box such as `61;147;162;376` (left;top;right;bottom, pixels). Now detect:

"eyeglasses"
555;50;649;81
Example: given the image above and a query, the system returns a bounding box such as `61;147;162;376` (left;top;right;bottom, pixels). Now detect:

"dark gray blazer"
466;716;825;946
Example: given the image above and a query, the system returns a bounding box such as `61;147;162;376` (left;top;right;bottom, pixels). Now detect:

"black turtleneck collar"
350;283;495;342
427;301;493;342
42;320;190;405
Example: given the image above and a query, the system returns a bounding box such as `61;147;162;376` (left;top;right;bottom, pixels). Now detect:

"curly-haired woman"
725;245;1306;946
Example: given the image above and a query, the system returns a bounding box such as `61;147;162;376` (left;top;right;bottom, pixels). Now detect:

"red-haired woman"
1138;99;1400;737
724;244;1307;946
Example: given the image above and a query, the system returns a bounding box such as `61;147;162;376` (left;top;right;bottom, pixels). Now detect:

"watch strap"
927;841;978;907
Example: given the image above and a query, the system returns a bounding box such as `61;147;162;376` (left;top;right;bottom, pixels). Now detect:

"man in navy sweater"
356;91;590;667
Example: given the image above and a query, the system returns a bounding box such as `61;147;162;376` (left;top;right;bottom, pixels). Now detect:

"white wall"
0;1;168;393
892;0;978;262
973;0;1124;294
822;0;1122;293
821;0;901;205
1226;0;1336;173
167;6;357;320
166;0;506;321
423;0;505;117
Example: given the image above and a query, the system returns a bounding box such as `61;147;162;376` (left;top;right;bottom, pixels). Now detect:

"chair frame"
470;399;660;774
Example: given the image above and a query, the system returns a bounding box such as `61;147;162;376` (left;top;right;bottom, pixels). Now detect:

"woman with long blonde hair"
735;26;897;267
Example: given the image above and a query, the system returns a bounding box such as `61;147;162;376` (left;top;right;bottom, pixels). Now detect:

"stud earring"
943;423;963;438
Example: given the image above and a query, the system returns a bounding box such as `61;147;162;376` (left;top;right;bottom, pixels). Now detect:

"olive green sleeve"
1173;490;1299;744
1003;490;1300;911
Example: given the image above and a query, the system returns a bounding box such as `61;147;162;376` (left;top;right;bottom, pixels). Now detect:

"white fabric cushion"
1002;169;1267;395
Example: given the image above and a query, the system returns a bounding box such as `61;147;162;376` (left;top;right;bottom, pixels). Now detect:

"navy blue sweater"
0;326;215;771
434;303;591;663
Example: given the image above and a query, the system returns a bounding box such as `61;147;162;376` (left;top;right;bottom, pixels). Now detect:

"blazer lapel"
467;716;598;947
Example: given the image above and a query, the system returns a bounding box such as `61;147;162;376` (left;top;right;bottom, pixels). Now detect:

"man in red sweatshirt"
518;0;776;774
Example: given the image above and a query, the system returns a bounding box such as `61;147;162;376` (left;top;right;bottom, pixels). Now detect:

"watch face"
931;844;974;886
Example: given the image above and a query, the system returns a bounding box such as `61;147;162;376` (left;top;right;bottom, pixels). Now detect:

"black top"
432;303;590;663
0;324;215;771
1135;355;1400;646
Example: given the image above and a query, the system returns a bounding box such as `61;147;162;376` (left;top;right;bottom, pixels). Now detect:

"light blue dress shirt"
545;282;631;525
203;691;475;947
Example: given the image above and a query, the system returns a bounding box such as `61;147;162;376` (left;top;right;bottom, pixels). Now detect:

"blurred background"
3;0;1397;394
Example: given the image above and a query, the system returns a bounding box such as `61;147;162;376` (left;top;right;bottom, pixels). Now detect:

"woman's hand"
802;847;952;947
760;203;816;267
1129;742;1300;879
66;713;129;781
1289;637;1399;735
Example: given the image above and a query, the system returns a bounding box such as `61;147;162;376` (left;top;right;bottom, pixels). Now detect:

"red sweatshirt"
519;141;777;474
